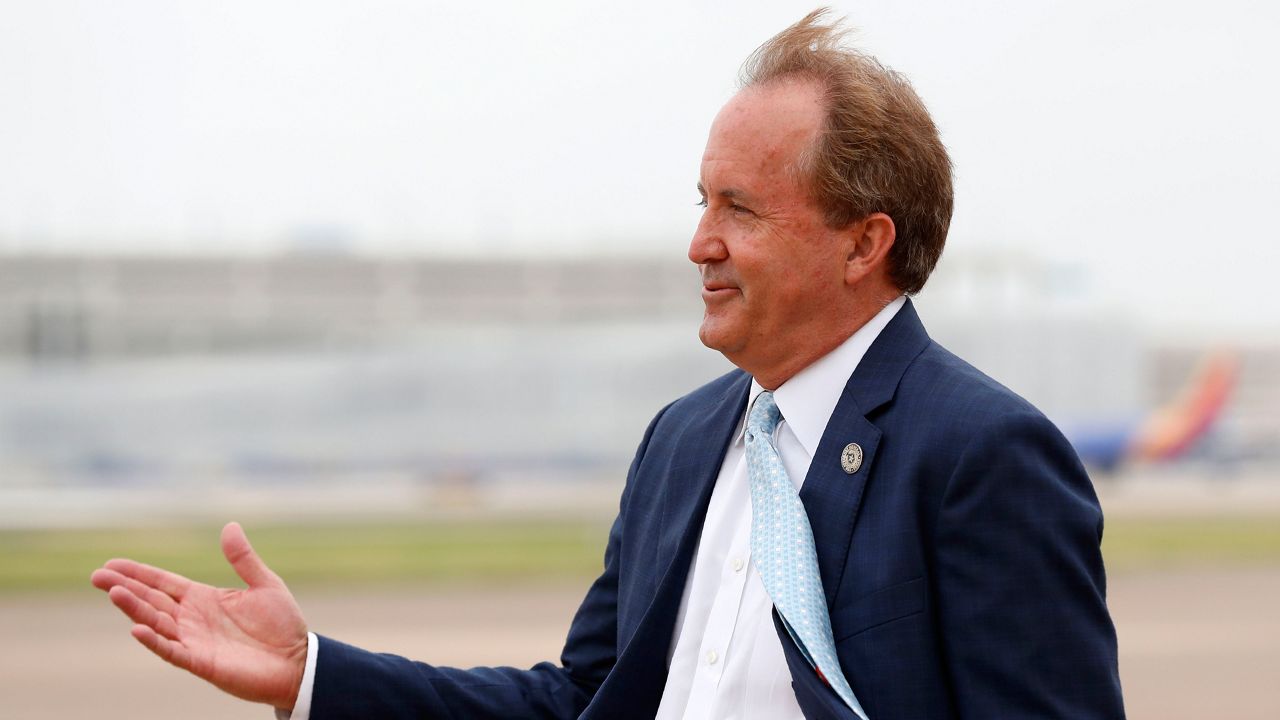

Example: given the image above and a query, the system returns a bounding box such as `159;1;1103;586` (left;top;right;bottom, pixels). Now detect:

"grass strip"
2;515;1278;594
1100;515;1280;573
0;519;611;594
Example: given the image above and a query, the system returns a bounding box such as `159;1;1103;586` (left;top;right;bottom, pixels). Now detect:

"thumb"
221;521;281;589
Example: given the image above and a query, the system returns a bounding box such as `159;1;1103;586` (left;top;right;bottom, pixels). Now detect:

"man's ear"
843;212;896;285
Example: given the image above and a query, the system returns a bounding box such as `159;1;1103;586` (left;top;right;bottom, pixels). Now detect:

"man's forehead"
700;80;823;191
709;80;824;152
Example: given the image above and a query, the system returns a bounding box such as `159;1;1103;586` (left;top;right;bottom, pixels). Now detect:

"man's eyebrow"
695;182;753;202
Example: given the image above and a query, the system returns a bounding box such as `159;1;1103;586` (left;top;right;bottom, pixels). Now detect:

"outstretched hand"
90;522;309;711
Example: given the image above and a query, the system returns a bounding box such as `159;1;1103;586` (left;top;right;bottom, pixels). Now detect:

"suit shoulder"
901;340;1059;437
899;341;1095;510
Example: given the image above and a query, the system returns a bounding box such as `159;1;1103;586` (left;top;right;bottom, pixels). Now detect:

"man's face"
690;79;849;378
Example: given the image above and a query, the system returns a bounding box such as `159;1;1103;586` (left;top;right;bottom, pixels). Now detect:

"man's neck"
750;293;903;390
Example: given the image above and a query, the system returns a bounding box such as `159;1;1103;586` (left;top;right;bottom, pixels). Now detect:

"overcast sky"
1;1;1277;334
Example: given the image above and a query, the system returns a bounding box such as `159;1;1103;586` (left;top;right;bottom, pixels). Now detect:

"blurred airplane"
1067;351;1240;473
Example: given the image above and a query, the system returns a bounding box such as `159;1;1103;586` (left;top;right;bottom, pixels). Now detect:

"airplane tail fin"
1130;350;1239;461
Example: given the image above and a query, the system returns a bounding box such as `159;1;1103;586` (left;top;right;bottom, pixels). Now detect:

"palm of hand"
91;522;309;710
178;582;308;704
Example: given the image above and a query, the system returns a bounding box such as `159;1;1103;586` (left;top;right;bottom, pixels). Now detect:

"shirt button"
732;557;745;573
706;649;719;665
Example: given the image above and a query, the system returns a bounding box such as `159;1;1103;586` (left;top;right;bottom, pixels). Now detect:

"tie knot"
747;390;783;440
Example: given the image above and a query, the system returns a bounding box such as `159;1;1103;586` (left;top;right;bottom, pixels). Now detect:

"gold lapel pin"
840;443;863;474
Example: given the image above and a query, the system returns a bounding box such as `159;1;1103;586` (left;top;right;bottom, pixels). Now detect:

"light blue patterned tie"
746;391;869;720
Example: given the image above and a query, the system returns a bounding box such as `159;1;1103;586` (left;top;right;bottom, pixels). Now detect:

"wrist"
275;633;309;711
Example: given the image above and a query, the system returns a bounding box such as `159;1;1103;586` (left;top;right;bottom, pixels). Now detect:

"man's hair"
740;8;953;295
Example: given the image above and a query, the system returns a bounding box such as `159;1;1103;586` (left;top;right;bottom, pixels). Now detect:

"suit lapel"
799;415;882;607
798;299;932;606
656;371;751;583
582;373;750;720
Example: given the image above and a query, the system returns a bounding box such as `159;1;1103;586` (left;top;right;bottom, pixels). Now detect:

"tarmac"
3;562;1277;719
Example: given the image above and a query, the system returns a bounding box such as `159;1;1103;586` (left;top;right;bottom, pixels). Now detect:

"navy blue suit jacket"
311;300;1125;719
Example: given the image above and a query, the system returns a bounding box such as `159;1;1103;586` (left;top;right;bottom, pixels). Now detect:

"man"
92;10;1125;719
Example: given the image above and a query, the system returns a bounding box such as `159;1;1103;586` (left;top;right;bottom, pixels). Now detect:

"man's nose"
688;215;728;266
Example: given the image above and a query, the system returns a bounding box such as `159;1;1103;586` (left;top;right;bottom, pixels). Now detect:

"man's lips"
701;283;740;301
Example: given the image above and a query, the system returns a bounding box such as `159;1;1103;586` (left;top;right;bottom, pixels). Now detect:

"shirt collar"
735;295;906;456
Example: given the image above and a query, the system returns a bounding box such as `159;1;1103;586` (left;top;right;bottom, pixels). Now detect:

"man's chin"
696;321;720;352
696;319;742;356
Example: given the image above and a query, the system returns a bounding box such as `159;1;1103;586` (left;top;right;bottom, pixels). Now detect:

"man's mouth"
701;283;740;300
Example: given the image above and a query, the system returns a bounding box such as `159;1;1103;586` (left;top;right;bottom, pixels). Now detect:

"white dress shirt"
654;295;904;719
283;296;906;720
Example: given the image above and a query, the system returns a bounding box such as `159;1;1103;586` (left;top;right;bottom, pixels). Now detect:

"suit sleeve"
307;404;671;720
933;409;1125;719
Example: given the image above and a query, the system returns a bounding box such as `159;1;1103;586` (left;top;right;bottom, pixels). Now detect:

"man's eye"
730;203;752;215
696;198;708;208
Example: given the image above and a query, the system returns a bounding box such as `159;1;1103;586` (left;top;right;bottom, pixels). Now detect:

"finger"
120;575;180;617
131;623;193;672
109;585;181;641
91;567;125;592
91;569;180;616
221;521;281;589
109;585;181;640
102;558;192;601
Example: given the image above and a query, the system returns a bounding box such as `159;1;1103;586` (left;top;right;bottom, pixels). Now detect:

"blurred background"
1;1;1278;717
